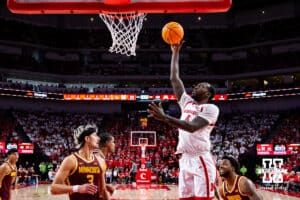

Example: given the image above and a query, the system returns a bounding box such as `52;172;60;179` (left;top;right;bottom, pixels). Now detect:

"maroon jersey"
67;153;104;200
221;175;250;200
0;162;17;200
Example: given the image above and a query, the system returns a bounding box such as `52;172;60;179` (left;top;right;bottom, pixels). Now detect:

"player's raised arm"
147;102;210;133
170;41;185;101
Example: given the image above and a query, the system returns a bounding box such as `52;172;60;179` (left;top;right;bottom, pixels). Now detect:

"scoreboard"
18;142;34;154
257;143;300;156
0;142;34;154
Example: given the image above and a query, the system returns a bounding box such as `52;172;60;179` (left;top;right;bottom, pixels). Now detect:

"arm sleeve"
178;92;193;110
197;104;219;124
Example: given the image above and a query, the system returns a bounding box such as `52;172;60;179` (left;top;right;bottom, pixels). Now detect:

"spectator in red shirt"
118;158;125;171
106;157;114;169
288;171;300;192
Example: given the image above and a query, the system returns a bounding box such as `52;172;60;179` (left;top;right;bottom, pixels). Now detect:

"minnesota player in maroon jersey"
218;156;263;200
51;124;110;200
0;148;18;200
95;133;116;195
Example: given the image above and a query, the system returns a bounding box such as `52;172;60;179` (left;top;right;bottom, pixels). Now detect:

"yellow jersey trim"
75;152;95;163
225;175;238;193
69;154;78;176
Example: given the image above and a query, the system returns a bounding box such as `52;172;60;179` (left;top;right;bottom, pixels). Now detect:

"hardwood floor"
11;184;300;200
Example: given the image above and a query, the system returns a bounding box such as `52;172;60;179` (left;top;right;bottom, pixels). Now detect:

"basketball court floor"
11;184;300;200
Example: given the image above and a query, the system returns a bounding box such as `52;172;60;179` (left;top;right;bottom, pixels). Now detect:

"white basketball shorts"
178;152;216;200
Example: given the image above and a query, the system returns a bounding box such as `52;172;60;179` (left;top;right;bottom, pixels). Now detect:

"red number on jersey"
185;114;191;121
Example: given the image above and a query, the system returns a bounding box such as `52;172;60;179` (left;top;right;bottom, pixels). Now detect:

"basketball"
161;22;184;45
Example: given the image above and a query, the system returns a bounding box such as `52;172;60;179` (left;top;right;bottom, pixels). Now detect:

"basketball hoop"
99;13;147;56
8;1;232;56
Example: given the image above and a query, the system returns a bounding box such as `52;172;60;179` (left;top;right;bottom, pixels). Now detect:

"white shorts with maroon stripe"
178;152;216;200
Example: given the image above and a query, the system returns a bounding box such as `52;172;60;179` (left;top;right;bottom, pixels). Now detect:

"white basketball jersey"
176;92;219;154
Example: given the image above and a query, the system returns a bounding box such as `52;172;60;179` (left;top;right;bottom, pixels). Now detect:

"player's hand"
106;184;115;195
147;102;166;121
171;40;185;53
78;183;98;194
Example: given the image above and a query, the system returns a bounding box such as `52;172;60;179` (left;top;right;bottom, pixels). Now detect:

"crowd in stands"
0;77;298;96
1;43;299;76
14;111;103;163
0;81;88;94
283;170;300;192
0;111;18;144
211;112;280;160
0;109;299;191
271;113;300;144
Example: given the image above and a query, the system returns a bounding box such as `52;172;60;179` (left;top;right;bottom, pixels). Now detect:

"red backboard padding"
7;0;232;14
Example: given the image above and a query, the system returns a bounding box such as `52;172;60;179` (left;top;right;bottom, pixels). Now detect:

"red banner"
18;143;34;154
64;94;136;101
257;144;273;155
159;94;177;101
213;94;228;101
136;168;151;184
257;143;299;156
0;142;5;153
286;144;300;154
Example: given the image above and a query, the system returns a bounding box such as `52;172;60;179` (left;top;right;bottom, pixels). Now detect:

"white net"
99;13;147;56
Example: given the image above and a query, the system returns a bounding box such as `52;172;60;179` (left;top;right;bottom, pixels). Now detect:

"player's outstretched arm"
147;102;209;133
241;177;263;200
170;41;185;101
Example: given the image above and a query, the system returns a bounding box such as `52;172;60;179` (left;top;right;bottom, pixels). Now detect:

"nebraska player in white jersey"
148;41;219;200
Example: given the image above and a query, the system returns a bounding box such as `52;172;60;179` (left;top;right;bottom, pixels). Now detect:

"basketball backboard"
7;0;232;56
130;131;156;148
7;0;232;14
